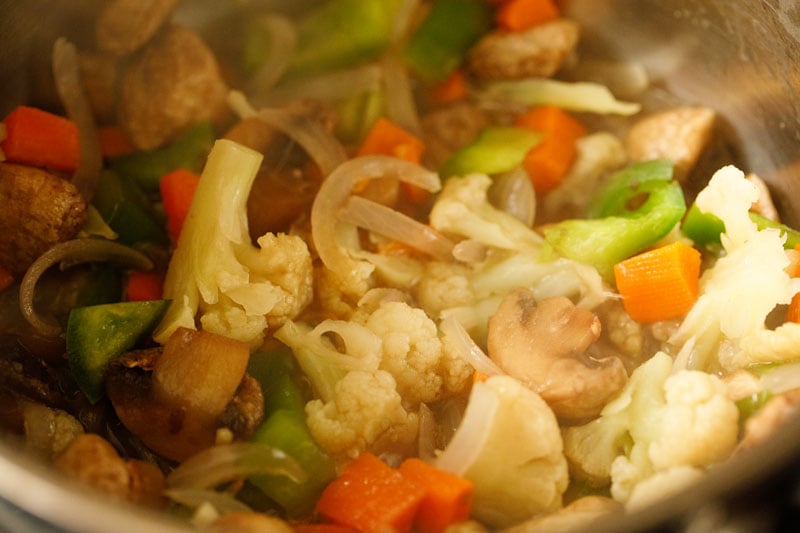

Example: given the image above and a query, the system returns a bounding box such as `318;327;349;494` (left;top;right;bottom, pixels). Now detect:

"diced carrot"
515;105;585;194
357;117;426;164
357;117;429;203
159;168;201;242
293;524;358;533
428;69;467;105
495;0;560;32
613;241;702;324
786;244;800;323
98;125;135;159
398;458;473;533
1;105;80;172
315;453;426;533
473;370;489;383
125;271;163;301
0;265;14;294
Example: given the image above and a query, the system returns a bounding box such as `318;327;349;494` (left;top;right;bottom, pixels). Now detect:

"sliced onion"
417;402;437;462
19;239;154;337
338;196;454;260
391;0;421;44
381;54;422;135
228;90;347;176
164;488;253;514
166;442;306;490
260;63;383;106
311;155;440;285
489;167;536;227
52;38;102;203
760;362;800;395
246;14;297;103
439;316;506;377
452;240;489;263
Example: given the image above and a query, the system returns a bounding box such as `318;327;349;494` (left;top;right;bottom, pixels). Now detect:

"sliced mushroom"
118;24;228;150
95;0;180;57
106;329;263;462
55;433;166;507
487;291;627;421
746;172;780;222
78;50;120;124
624;106;716;181
0;163;86;276
467;19;580;80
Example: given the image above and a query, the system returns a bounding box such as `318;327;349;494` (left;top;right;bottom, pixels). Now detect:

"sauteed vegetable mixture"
2;0;800;531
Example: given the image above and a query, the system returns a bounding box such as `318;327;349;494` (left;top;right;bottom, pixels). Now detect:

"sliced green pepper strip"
247;350;336;518
66;299;170;403
588;159;674;218
736;390;772;429
288;0;402;77
403;0;493;83
544;160;686;279
335;88;385;145
683;204;800;249
92;170;168;246
109;122;214;192
439;126;542;180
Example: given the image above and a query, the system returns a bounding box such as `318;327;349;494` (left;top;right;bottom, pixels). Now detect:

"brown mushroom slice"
96;0;180;57
118;24;228;151
735;388;800;454
106;329;262;462
746;172;780;222
467;19;580;81
0;163;86;276
487;291;627;421
78;50;120;124
624;106;716;181
420;102;489;169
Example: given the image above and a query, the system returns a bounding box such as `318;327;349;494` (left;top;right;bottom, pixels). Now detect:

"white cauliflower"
154;140;313;347
436;375;569;528
365;301;468;405
274;318;418;461
625;466;704;511
563;352;739;504
429;173;543;253
670;165;800;371
305;370;418;460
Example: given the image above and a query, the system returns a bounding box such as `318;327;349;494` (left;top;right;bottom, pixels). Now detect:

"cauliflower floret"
154;140;313;348
436;375;569;528
563;352;739;504
305;370;418;460
670;165;800;371
429;173;543;253
365;301;447;405
625;466;704;511
414;261;475;318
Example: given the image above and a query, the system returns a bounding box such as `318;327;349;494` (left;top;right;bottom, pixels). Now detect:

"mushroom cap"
487;290;627;421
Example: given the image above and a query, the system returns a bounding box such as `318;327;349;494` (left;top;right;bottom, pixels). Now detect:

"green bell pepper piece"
683;203;800;249
247;349;336;518
588;159;674;218
109;122;214;192
66;299;170;403
544;160;686;279
92;170;169;246
403;0;493;83
287;0;402;77
439;126;542;179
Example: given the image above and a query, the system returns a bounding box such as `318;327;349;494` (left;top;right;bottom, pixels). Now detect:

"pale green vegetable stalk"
477;78;641;115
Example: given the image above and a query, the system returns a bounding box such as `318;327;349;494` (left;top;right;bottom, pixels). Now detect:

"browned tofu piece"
467;19;580;80
118;24;228;151
0;163;86;275
96;0;179;57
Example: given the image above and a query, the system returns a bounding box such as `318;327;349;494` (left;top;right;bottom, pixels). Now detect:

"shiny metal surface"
1;1;800;531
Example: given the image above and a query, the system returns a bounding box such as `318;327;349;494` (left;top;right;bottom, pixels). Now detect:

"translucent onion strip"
488;167;536;227
439;316;505;377
228;91;347;176
164;488;253;515
381;54;422;135
246;14;297;103
311;155;440;285
338;195;454;260
166;442;306;490
52;38;103;203
261;63;383;106
19;239;154;337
